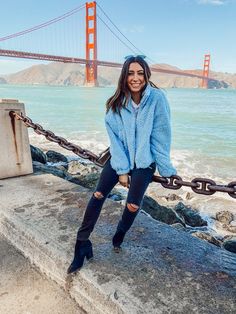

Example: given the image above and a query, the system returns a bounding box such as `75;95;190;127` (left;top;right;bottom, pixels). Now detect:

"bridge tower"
85;1;98;86
201;54;211;89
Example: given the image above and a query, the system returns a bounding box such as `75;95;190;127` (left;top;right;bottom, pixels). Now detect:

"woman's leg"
68;159;119;274
77;159;119;241
113;162;156;248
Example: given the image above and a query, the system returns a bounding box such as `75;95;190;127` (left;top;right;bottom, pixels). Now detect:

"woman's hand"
119;174;130;188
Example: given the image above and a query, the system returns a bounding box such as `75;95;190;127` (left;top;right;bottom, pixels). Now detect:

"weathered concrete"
0;234;85;314
0;173;236;314
0;99;33;179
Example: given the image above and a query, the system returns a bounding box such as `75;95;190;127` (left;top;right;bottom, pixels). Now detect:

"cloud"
197;0;227;5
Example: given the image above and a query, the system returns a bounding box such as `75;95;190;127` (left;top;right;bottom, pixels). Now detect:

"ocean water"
1;84;236;235
1;84;235;183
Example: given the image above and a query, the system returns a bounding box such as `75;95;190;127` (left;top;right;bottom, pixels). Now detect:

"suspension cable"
97;3;158;65
97;3;146;55
0;3;85;42
97;14;137;54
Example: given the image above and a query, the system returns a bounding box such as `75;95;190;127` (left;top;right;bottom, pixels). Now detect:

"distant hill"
2;62;236;88
0;77;7;84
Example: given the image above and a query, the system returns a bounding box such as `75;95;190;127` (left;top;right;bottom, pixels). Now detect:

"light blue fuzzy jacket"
105;84;177;177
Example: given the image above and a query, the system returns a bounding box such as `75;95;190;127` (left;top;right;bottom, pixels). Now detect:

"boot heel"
67;254;86;274
67;239;93;274
112;230;126;248
86;247;93;260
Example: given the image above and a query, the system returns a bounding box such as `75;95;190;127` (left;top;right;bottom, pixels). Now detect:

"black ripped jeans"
76;159;156;241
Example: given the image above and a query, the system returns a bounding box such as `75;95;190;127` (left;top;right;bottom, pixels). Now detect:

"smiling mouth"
130;84;141;88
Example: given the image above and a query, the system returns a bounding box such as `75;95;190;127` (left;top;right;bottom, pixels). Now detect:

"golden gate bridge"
0;1;214;88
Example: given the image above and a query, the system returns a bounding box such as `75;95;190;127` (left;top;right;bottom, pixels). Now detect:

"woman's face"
127;62;146;95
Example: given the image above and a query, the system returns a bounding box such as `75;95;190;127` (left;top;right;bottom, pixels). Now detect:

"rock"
32;161;84;186
186;225;209;233
214;220;236;233
72;173;101;190
222;237;236;253
216;211;234;225
33;155;102;190
68;160;100;175
46;150;68;163
67;161;101;189
165;194;182;201
33;161;65;176
208;79;229;89
214;220;227;230
185;192;194;200
54;165;67;172
30;145;47;164
191;231;221;247
171;223;186;231
142;195;185;226
225;225;236;234
174;202;207;227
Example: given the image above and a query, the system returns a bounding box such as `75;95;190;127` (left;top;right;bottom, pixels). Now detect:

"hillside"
0;77;7;84
2;62;236;88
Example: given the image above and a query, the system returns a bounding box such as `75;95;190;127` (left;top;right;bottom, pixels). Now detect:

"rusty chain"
10;111;236;199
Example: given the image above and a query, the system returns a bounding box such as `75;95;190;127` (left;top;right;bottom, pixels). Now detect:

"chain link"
10;111;236;199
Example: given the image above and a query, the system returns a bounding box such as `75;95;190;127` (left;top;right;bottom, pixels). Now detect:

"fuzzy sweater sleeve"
150;92;177;177
105;114;130;175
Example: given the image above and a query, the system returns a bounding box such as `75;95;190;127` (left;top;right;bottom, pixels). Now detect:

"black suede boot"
112;230;126;252
67;239;93;274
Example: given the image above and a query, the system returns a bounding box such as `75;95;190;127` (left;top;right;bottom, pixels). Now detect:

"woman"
67;55;177;274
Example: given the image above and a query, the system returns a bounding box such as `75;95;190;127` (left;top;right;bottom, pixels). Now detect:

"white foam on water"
29;131;108;156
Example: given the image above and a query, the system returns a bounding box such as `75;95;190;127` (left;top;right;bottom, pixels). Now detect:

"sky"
0;0;236;74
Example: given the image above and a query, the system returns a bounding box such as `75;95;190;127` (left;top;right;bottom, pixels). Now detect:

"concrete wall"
0;99;33;179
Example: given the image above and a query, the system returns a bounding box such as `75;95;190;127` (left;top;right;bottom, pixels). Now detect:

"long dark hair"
106;56;158;113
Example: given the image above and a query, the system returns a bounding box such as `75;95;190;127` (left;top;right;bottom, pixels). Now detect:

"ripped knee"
93;191;104;199
127;203;139;213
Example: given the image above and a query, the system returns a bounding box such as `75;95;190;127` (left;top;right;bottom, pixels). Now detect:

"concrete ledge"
0;174;236;313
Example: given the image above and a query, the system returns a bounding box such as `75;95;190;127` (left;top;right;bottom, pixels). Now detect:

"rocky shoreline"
31;145;236;254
